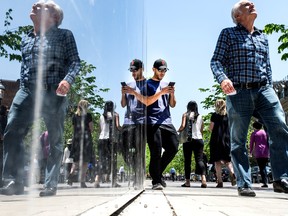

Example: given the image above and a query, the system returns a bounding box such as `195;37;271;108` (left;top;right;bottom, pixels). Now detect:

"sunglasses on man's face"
129;69;139;72
158;68;168;73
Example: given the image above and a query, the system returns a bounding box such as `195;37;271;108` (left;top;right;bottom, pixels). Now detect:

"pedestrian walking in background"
170;167;176;182
209;99;236;188
0;105;8;187
62;139;73;182
38;131;50;184
119;165;125;183
178;101;207;188
94;101;121;188
68;100;93;188
250;121;269;188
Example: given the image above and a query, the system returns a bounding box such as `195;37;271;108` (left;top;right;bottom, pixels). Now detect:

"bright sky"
0;0;287;128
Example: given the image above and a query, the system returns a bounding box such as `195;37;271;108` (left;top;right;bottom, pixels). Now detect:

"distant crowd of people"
0;0;287;199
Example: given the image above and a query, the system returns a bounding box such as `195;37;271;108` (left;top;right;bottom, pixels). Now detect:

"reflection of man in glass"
121;59;146;189
129;59;179;190
0;105;8;187
0;1;80;196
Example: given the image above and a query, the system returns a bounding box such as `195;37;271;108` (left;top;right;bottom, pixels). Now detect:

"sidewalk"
119;181;288;216
0;180;287;216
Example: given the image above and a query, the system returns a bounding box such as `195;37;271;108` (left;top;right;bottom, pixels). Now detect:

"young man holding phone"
128;58;179;190
120;59;146;189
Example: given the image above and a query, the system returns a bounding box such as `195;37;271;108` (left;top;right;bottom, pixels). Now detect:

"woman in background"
68;100;93;188
178;101;207;188
209;99;236;188
94;101;121;188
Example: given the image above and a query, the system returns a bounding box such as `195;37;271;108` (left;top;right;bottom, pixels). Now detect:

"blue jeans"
3;86;67;189
226;85;288;188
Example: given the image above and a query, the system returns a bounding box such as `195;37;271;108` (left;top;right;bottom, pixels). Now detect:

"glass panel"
0;0;146;213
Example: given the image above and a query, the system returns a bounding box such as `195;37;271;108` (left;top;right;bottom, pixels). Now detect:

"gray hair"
231;1;242;25
46;0;64;27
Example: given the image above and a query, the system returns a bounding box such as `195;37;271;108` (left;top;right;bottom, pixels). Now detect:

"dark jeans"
97;139;112;176
121;124;146;186
0;140;3;186
98;139;118;185
2;87;66;188
256;157;269;185
147;124;179;185
183;139;206;180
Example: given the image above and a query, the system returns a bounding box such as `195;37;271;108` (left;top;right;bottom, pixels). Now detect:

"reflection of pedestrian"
39;131;50;184
121;59;146;188
209;99;236;188
62;139;73;182
0;105;8;187
178;101;207;188
0;1;80;197
68;100;93;188
119;165;125;182
250;121;269;188
211;1;288;196
132;59;179;190
0;105;7;140
94;101;121;188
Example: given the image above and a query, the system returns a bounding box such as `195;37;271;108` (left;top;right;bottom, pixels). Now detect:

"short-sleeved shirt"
141;79;172;125
123;79;146;125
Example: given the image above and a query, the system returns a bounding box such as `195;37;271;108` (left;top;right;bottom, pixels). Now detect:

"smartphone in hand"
121;82;127;86
168;82;175;86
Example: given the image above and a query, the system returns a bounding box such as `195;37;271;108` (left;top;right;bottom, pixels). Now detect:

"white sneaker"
152;183;163;190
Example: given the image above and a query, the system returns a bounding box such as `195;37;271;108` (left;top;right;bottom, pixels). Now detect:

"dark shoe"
152;183;163;190
181;183;190;187
80;182;87;188
216;182;223;188
201;183;207;188
231;174;237;186
161;179;167;188
66;174;73;186
39;187;57;197
0;181;24;195
261;184;268;188
273;179;288;193
238;187;256;197
112;183;121;188
66;179;73;186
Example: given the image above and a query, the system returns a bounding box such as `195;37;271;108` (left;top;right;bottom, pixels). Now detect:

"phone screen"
121;82;127;86
168;82;175;86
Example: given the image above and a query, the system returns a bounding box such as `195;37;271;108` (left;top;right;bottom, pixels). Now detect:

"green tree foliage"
64;60;109;154
0;9;32;61
199;83;225;110
264;24;288;61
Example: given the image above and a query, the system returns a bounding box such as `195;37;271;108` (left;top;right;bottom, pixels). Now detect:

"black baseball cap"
129;59;143;71
153;59;168;70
